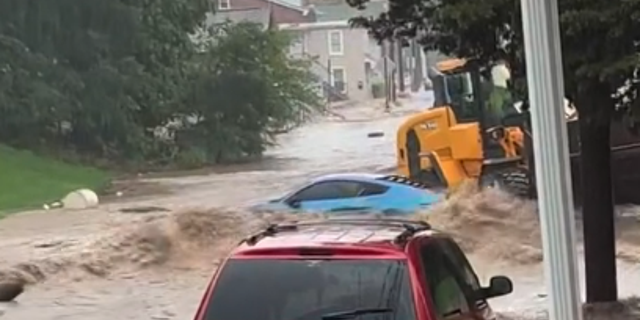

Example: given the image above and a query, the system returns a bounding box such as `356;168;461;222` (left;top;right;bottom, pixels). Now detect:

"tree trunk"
577;85;617;303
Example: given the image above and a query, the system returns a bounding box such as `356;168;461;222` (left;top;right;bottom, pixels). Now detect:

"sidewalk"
399;89;434;111
325;90;434;122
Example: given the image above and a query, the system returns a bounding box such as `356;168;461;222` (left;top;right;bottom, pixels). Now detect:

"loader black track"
500;168;531;198
480;167;532;198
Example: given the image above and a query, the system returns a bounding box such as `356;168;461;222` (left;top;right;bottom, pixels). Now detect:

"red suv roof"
232;217;435;257
195;217;432;320
194;216;512;320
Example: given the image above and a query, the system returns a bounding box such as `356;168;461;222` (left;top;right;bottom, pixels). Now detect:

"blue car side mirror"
289;200;301;209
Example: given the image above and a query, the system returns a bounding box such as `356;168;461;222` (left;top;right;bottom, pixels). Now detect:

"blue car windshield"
202;259;417;320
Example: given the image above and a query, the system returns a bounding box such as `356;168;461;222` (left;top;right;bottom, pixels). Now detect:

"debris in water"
367;131;384;138
119;206;170;214
0;282;24;302
42;201;62;210
42;189;100;211
33;240;65;249
61;189;99;209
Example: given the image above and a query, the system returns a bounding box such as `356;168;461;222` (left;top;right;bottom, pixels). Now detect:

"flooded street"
0;94;432;319
2;91;640;319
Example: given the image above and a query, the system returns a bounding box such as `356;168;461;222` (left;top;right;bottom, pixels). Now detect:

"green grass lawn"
0;144;111;215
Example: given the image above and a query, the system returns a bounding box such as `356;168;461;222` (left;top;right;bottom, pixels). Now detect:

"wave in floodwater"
0;210;260;286
5;183;640;285
0;184;543;288
4;185;640;319
420;183;543;265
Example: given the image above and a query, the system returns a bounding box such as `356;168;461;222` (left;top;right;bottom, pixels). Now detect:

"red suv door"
414;237;493;320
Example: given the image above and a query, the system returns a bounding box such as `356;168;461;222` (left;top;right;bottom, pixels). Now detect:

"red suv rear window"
200;259;416;320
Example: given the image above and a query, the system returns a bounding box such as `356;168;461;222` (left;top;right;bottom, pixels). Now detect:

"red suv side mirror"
480;275;513;299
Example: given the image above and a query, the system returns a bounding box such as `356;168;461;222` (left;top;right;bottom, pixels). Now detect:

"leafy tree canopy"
0;0;321;168
349;0;640;121
178;22;321;165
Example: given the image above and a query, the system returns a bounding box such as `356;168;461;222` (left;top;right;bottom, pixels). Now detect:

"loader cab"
430;59;484;124
430;59;510;128
430;59;508;158
429;59;522;162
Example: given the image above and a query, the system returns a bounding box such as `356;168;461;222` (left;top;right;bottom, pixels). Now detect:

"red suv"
194;217;513;320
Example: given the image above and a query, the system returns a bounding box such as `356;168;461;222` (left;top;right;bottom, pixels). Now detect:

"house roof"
206;8;271;29
273;0;304;6
314;1;387;22
279;20;350;30
269;0;309;13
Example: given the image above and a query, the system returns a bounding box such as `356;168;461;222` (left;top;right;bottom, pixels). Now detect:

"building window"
331;67;347;93
218;0;230;10
289;32;304;56
328;30;344;55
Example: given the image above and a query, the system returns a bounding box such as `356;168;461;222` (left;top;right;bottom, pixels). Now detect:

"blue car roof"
312;173;387;183
312;173;438;194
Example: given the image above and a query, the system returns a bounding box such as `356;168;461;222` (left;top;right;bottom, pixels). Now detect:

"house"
279;1;388;101
207;0;390;102
209;0;315;28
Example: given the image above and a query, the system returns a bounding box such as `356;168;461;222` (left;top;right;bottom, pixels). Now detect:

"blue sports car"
248;173;443;215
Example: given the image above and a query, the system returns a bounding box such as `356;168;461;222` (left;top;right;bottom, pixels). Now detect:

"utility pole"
411;39;423;92
409;40;416;91
397;40;405;93
383;41;390;112
389;39;397;102
327;58;332;111
521;0;582;319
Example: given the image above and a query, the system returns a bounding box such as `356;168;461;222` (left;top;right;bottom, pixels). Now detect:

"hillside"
0;145;110;214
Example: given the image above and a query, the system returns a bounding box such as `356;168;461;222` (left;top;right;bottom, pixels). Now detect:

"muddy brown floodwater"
2;92;640;320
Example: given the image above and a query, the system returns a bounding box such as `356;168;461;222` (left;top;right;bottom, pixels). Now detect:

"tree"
349;0;640;302
0;0;210;161
0;1;321;168
169;22;322;165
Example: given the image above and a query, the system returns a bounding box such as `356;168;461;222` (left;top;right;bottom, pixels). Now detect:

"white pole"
520;0;582;319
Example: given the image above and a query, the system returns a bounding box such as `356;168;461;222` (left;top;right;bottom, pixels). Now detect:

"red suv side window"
438;238;482;292
417;241;471;318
